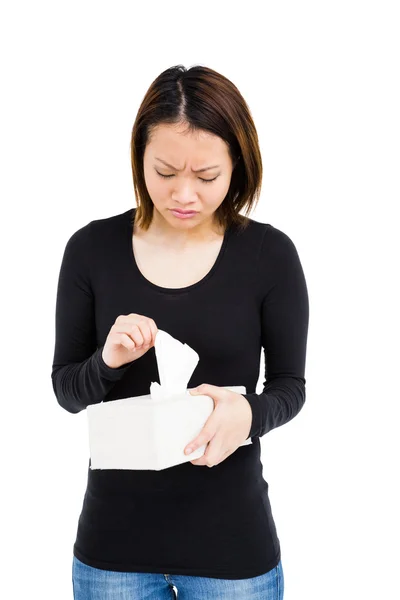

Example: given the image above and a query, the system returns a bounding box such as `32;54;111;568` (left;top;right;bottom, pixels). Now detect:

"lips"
170;209;198;214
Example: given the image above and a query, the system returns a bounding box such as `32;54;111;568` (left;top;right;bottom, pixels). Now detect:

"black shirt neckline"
126;208;232;295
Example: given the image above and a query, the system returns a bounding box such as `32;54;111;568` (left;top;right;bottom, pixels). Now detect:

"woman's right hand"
101;314;158;369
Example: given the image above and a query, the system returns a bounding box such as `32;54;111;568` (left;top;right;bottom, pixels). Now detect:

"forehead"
146;123;230;161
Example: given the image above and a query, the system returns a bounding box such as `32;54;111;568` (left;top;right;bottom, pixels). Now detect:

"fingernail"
185;447;193;455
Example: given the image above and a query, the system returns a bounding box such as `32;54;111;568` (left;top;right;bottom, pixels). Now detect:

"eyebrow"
154;157;220;173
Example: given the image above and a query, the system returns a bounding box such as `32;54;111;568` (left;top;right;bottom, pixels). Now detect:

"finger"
136;322;154;347
191;383;225;397
184;405;223;455
116;322;148;347
189;441;211;466
191;434;225;467
203;438;225;467
191;447;232;467
148;319;159;346
118;332;137;351
125;324;145;347
184;423;217;456
115;318;154;347
214;448;233;466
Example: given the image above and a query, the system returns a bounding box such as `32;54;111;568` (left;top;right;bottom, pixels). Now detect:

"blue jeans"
72;556;284;599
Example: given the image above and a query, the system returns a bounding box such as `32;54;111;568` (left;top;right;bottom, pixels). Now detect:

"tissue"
149;330;200;400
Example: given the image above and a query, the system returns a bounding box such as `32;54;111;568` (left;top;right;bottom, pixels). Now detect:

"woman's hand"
184;384;253;467
102;314;158;369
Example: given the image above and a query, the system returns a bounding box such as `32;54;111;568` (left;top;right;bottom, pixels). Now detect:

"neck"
135;208;225;247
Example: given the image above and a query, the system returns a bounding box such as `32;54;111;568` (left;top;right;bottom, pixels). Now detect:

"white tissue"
150;330;200;400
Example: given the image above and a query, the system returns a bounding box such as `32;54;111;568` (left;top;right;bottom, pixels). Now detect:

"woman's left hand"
184;383;253;467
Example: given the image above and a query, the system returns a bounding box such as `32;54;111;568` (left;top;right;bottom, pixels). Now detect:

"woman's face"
143;123;235;233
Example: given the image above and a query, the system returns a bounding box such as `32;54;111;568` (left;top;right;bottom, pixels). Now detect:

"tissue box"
87;329;252;471
87;385;252;471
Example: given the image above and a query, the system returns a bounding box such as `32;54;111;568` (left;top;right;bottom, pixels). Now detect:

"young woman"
52;64;309;599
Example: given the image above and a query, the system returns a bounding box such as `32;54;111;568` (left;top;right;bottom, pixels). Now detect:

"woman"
52;64;309;599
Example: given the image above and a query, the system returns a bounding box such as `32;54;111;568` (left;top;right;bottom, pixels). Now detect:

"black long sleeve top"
51;207;309;579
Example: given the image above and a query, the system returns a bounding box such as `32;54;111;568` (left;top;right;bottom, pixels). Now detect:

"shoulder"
243;220;308;302
241;218;305;288
239;216;298;257
66;208;131;249
260;223;300;257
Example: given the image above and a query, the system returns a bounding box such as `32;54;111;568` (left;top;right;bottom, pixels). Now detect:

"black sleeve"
243;227;309;438
51;224;131;414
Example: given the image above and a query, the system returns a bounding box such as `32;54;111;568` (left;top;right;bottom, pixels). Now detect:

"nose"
171;178;198;203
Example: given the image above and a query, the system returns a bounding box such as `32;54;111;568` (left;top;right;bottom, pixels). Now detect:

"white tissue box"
87;385;252;471
87;329;252;471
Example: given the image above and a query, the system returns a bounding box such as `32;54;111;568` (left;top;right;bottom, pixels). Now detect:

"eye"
156;171;219;184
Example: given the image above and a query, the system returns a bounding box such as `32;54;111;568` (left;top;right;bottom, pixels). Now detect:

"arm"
51;223;131;414
243;227;309;438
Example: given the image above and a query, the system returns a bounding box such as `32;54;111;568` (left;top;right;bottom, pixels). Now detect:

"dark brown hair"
130;64;263;233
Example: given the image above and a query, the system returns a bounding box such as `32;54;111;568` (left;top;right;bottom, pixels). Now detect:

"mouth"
170;209;198;214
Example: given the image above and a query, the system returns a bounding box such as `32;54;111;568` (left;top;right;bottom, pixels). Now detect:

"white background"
1;1;399;598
